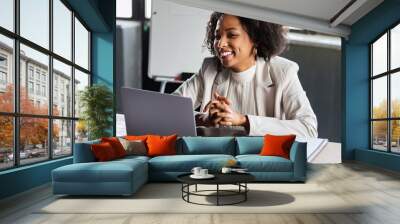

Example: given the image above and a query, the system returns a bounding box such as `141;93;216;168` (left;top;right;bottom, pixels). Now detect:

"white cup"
200;169;208;176
221;167;232;174
191;167;202;176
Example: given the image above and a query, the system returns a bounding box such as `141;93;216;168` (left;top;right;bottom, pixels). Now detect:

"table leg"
181;184;183;199
245;183;247;201
187;184;190;202
217;184;219;206
195;184;197;192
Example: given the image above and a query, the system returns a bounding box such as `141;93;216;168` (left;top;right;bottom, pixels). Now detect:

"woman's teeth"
221;51;233;57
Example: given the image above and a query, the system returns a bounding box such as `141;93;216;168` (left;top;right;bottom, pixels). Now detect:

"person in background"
173;12;317;137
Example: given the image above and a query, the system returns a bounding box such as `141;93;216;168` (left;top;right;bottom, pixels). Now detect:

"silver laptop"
120;87;196;136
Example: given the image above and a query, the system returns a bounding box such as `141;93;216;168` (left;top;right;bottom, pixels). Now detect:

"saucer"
190;174;215;179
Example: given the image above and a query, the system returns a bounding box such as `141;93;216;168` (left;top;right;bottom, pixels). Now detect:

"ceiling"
227;0;352;23
166;0;384;37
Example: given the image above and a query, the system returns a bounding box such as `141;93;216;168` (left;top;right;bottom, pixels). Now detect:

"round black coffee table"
177;173;255;206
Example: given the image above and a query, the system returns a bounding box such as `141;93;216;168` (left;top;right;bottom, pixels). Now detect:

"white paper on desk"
116;114;127;137
295;137;329;161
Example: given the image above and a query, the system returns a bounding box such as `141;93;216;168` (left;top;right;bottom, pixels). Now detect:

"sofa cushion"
53;158;147;183
180;137;235;155
235;137;263;155
148;154;235;172
236;155;293;172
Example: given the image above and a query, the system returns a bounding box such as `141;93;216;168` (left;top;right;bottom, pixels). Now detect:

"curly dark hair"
205;12;288;62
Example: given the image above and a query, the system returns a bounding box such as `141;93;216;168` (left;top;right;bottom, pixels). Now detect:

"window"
0;116;13;170
0;55;7;88
0;71;6;85
391;24;400;70
74;69;89;119
0;55;7;67
116;0;133;19
53;59;72;117
371;23;400;154
28;67;34;80
145;0;152;19
74;69;89;143
0;0;14;32
53;119;72;158
0;35;13;109
28;81;34;94
54;89;58;104
53;0;72;60
0;0;91;170
20;0;49;49
74;18;89;70
0;53;8;91
20;117;49;165
42;85;46;97
36;83;40;95
35;70;41;81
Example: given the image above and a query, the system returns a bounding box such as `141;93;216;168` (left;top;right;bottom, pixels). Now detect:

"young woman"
173;12;317;137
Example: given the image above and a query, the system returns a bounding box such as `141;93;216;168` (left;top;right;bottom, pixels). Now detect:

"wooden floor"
1;162;400;224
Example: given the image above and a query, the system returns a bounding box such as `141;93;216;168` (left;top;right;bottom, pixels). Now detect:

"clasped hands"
198;92;248;127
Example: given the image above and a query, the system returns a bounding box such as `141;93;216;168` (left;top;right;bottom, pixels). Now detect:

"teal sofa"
52;137;307;196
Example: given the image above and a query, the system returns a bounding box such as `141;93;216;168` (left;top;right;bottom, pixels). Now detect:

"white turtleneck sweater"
225;64;257;116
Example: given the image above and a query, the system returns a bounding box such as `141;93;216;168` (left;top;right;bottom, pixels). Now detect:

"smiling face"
213;15;256;72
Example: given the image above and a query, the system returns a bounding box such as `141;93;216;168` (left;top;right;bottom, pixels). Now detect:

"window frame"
0;0;92;171
370;20;400;154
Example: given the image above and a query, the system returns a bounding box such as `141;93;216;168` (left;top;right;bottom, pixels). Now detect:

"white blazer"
173;56;318;137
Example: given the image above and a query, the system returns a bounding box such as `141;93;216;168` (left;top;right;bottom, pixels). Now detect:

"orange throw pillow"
101;137;127;158
146;134;177;157
259;134;296;159
91;142;117;161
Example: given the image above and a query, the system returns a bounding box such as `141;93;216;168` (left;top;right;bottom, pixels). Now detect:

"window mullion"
49;0;54;160
370;45;373;149
388;29;392;153
88;31;91;75
71;10;76;155
13;0;21;167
